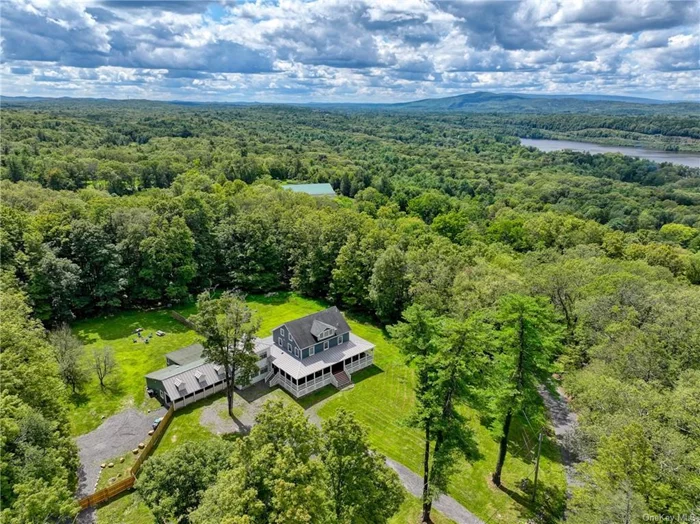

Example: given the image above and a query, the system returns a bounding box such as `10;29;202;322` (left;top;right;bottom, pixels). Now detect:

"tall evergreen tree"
489;294;562;487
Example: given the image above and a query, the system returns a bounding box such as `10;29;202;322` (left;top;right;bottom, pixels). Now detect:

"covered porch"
265;333;374;398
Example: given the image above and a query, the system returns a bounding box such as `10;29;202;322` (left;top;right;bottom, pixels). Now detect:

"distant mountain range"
312;91;699;115
3;91;699;115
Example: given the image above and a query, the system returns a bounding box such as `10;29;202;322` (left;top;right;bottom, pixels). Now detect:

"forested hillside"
1;102;699;522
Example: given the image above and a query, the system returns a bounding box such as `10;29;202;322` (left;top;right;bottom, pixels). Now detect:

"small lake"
520;138;700;168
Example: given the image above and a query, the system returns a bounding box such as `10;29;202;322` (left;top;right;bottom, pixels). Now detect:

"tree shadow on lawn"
70;379;125;409
293;364;385;410
350;364;383;383
73;309;193;345
501;417;563;467
247;291;308;307
498;478;567;523
236;382;278;403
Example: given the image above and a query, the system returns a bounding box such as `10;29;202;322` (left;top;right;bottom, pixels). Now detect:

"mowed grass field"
78;293;565;523
70;309;200;435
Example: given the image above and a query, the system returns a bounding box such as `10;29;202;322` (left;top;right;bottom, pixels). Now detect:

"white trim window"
323;340;329;350
281;328;285;337
294;347;300;358
287;342;292;352
309;346;315;356
278;338;283;347
337;335;342;345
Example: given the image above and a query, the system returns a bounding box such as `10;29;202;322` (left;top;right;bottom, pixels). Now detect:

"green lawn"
95;491;154;524
95;451;138;491
83;292;565;523
70;309;200;435
390;496;456;524
318;315;567;523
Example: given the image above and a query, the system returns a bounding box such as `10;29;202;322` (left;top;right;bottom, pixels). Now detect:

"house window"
287;343;292;353
309;346;315;356
259;351;267;359
337;336;342;345
294;347;300;358
323;340;329;350
281;328;285;337
259;366;268;375
278;338;283;347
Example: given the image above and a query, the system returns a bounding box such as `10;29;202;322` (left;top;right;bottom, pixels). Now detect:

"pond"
520;138;700;168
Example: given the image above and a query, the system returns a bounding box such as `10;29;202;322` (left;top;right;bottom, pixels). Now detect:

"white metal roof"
148;339;271;402
266;333;374;380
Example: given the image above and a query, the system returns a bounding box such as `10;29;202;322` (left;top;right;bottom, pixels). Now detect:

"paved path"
539;384;579;488
75;407;166;498
386;458;484;524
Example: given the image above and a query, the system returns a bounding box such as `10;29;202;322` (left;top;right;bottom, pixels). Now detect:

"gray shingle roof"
310;320;336;338
165;343;204;365
281;307;351;349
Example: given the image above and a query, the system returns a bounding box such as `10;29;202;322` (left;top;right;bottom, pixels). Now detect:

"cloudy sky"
1;0;698;102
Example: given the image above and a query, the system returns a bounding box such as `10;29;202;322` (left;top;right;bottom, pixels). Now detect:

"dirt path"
75;407;166;498
539;384;579;488
386;458;483;524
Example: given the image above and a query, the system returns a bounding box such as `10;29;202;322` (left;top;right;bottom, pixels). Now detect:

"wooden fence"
170;310;195;330
78;404;175;510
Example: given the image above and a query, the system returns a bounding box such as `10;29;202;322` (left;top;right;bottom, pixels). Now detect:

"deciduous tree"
191;291;260;418
321;409;404;523
92;346;116;389
48;324;88;393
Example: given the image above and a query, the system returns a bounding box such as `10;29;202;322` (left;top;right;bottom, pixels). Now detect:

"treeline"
2;180;699;324
497;113;700;140
2;104;700;232
2;178;697;521
0;276;79;523
1;102;699;522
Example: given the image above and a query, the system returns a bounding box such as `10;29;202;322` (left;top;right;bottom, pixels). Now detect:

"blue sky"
1;0;698;102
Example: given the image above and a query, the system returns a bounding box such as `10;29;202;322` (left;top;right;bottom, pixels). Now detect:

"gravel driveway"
75;407;166;498
386;458;484;524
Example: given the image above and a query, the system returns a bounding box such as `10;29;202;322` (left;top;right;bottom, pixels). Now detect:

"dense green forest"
1;102;699;523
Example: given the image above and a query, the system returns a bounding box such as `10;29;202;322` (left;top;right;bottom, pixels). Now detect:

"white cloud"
1;0;697;101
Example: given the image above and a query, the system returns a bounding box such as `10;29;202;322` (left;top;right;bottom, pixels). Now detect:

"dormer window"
174;378;186;394
195;370;206;386
310;320;336;341
214;365;225;378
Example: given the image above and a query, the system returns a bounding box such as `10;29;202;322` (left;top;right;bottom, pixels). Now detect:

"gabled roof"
279;306;351;349
310;320;336;338
146;339;271;402
165;343;204;365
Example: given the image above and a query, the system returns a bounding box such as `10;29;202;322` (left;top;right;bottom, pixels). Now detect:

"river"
520;138;700;168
